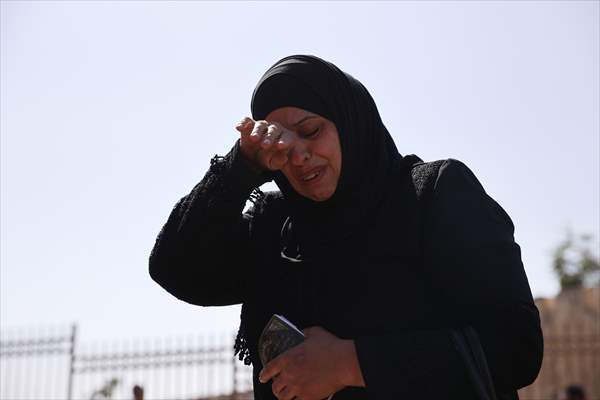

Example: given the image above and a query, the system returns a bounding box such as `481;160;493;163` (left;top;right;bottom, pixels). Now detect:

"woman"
149;55;543;400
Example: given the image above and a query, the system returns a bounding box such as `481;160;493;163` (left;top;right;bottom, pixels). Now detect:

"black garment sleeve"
353;159;543;399
148;140;271;306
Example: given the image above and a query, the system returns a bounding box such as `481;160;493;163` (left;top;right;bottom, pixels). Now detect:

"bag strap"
411;160;498;400
451;327;498;400
410;160;445;247
466;327;498;400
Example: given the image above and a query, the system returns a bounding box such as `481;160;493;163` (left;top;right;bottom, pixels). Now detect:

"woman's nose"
289;141;311;166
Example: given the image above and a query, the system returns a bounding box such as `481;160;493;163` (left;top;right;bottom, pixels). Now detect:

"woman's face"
265;106;342;202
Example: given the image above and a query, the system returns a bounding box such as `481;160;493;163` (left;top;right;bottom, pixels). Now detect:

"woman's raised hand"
235;117;296;172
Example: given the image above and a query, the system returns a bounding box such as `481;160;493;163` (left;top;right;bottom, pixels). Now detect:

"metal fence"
0;325;76;400
0;325;253;400
2;324;599;400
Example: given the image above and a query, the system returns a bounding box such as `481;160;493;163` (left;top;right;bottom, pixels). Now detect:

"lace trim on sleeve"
234;303;253;365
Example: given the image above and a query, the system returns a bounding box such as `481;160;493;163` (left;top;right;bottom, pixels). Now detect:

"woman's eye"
303;128;319;138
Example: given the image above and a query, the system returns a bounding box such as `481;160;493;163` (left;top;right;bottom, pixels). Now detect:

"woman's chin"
288;175;337;202
300;187;336;202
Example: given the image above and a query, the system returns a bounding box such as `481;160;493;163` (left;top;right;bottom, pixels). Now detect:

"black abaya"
149;55;542;399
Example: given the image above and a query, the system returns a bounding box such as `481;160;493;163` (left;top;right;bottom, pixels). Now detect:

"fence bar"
66;324;77;400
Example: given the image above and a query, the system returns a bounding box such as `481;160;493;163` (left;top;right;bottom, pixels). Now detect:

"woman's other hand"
258;326;366;400
235;116;296;172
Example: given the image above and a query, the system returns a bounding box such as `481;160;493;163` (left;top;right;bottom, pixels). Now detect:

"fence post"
67;324;77;400
232;333;238;398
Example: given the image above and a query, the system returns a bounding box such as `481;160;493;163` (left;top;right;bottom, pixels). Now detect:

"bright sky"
1;1;598;344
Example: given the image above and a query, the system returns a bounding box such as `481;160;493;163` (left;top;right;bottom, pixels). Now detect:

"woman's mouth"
303;171;319;181
299;166;325;184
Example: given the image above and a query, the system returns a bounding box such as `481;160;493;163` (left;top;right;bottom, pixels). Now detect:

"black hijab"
235;55;422;377
251;55;403;257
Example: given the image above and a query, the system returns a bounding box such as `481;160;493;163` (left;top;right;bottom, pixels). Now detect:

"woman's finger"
271;375;286;399
250;120;269;143
278;383;298;400
261;124;282;149
235;118;256;147
235;116;253;133
276;129;296;150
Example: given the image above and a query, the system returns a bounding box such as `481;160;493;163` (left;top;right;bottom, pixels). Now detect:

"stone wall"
518;286;600;400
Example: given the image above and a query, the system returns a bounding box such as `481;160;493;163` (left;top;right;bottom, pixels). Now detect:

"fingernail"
258;370;265;383
263;139;270;145
236;117;249;127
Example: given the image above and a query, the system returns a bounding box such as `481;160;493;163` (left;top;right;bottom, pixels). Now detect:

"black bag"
411;161;502;400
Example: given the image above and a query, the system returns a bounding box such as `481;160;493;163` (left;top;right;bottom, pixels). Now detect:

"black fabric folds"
251;55;402;253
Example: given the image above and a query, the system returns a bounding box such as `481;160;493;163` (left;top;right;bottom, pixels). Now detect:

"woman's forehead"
265;106;320;127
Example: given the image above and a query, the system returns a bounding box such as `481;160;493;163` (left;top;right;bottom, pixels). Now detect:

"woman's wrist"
238;143;267;175
337;339;366;388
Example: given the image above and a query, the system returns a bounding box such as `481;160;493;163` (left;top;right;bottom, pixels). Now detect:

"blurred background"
1;1;598;399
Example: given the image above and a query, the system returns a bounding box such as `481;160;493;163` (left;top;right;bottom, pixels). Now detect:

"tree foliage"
90;378;120;400
553;231;600;291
